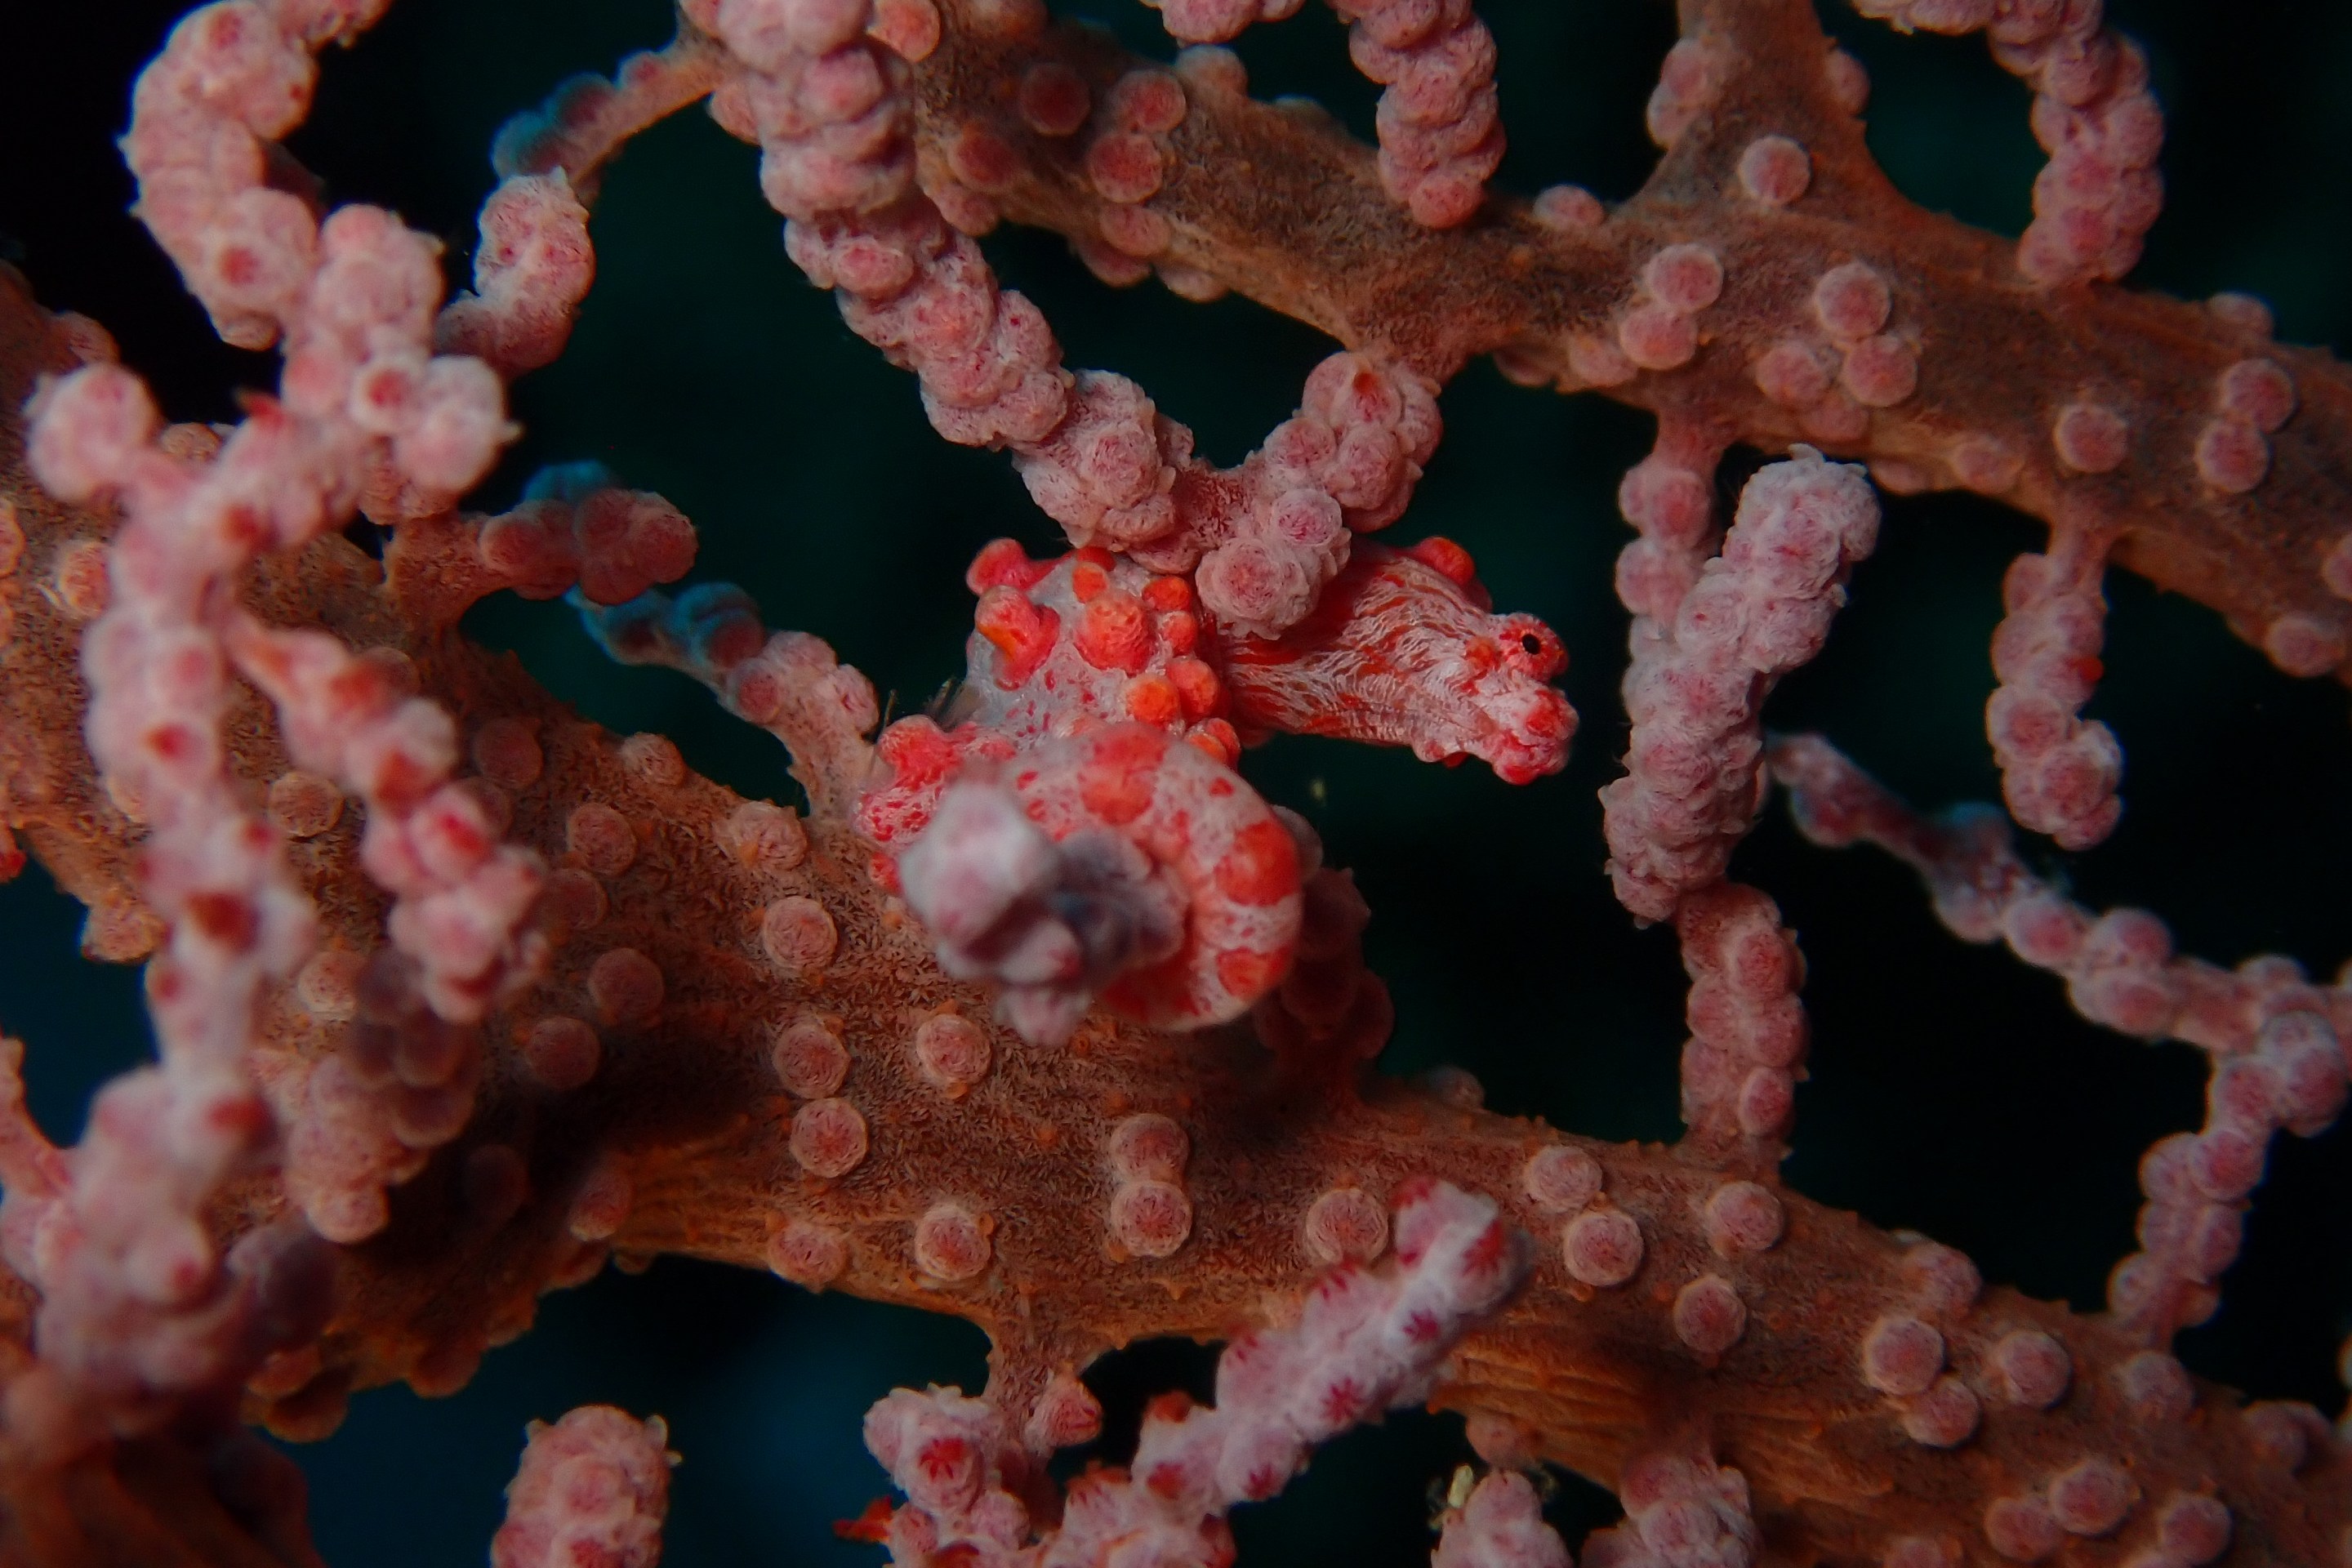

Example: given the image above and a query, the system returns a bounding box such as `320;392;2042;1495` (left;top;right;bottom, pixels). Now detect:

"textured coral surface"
0;0;2349;1565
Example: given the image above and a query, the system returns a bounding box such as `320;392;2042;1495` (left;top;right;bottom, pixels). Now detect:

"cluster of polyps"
990;347;1446;641
0;1036;330;1460
488;1405;675;1568
1603;448;1882;922
1748;261;1920;446
1104;1113;1196;1260
1849;0;2164;287
1983;542;2122;850
1137;0;1503;228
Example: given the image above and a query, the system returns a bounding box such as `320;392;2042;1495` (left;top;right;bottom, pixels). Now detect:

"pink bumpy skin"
1604;448;1880;921
1180;353;1443;638
1214;538;1575;785
853;538;1243;905
1253;815;1397;1081
952;541;1242;764
859;528;1570;1041
858;1179;1530;1568
894;724;1303;1043
490;1405;677;1568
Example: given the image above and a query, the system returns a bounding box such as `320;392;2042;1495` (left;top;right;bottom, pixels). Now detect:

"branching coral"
0;0;2346;1565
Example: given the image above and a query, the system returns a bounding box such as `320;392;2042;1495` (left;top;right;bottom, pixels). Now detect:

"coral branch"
1767;733;2351;1348
1984;533;2123;849
1603;448;1878;921
1850;0;2165;287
